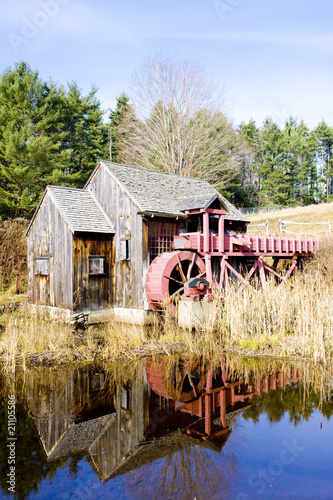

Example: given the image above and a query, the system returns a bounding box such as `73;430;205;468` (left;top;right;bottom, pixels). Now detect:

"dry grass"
0;239;333;366
248;201;333;238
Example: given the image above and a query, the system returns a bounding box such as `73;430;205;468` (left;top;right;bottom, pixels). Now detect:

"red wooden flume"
145;206;319;310
146;357;302;443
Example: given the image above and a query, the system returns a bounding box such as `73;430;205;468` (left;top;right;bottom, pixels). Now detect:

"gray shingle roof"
48;186;115;234
99;161;247;222
180;194;218;212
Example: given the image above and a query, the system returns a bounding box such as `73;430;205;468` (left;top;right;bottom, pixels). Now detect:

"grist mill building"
26;161;248;324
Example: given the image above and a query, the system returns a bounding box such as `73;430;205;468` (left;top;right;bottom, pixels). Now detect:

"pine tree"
312;121;333;201
109;93;134;164
280;118;317;205
258;119;286;206
57;82;108;185
0;63;109;218
0;62;67;218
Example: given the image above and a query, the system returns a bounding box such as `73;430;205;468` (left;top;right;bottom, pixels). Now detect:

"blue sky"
1;0;332;129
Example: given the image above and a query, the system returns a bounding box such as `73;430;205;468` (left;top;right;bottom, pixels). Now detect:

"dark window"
89;256;105;275
149;221;179;261
35;257;49;276
120;238;130;261
121;386;132;410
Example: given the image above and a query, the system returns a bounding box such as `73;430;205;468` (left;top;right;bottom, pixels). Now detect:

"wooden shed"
27;161;248;322
26;186;115;311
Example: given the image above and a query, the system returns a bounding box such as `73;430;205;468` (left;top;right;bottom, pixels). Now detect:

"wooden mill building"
27;161;247;323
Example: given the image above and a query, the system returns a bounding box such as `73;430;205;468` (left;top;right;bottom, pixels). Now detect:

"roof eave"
73;229;115;235
138;211;187;219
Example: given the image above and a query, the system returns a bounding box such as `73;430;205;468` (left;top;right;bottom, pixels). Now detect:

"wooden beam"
257;258;267;289
218;214;224;252
224;260;255;290
237;258;261;293
205;255;212;282
219;256;226;290
205;208;227;215
203;212;210;252
220;389;227;428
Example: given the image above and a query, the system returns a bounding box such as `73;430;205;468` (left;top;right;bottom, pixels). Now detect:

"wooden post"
219;257;226;290
257;258;266;289
266;220;269;236
218;214;224;252
203;212;210;252
205;369;213;436
205;255;212;283
220;389;227;428
15;274;19;294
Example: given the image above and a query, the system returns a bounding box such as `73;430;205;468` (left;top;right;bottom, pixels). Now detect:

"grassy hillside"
248;202;333;238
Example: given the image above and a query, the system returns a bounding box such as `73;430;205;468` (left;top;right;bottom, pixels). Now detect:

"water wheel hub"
145;251;206;310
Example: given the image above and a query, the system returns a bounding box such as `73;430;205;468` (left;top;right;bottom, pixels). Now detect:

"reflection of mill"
25;359;302;483
146;358;302;444
25;363;149;481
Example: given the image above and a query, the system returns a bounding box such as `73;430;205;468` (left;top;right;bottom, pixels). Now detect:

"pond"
1;355;333;500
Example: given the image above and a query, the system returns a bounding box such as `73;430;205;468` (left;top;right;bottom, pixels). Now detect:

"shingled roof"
26;186;115;235
95;161;247;222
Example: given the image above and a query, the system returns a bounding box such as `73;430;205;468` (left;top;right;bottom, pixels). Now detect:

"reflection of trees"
124;442;238;500
2;355;333;500
0;394;83;500
243;384;333;425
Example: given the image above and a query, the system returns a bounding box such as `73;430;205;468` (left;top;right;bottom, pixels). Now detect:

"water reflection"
1;356;333;499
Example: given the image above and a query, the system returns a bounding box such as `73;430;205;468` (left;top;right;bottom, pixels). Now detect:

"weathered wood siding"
27;193;73;308
73;233;113;310
86;164;145;309
89;362;150;480
26;366;114;458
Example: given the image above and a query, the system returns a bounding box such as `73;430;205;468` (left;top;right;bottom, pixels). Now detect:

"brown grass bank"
0;238;332;366
249;201;333;237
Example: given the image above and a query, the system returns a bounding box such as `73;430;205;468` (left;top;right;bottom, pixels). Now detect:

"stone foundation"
178;300;214;329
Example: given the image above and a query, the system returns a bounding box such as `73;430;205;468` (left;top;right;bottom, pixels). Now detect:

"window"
119;238;130;261
121;386;132;410
89;256;105;275
35;257;49;276
149;221;179;261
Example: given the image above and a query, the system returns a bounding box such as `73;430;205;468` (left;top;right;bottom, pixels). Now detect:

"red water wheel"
146;358;208;402
145;251;206;311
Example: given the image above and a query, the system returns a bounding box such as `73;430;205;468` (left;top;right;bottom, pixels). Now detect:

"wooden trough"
145;206;319;311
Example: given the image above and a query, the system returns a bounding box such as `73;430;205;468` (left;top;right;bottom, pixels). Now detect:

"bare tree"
119;55;244;189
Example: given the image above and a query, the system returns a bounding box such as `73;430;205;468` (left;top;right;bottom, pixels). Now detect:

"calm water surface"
1;355;333;500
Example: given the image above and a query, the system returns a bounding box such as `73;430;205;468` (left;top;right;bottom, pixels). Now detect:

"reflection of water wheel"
145;251;206;311
146;358;207;402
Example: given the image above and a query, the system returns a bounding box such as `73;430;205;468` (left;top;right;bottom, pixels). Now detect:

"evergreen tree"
0;62;108;218
0;62;66;218
109;93;134;164
312;121;333;201
258;119;286;205
57;82;108;185
280;118;317;205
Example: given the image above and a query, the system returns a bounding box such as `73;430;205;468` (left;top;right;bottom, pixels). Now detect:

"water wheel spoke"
187;375;198;398
186;253;196;281
163;274;183;285
175;253;186;283
169;286;185;300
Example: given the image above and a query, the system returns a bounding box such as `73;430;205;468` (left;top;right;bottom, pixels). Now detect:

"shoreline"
0;340;331;367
